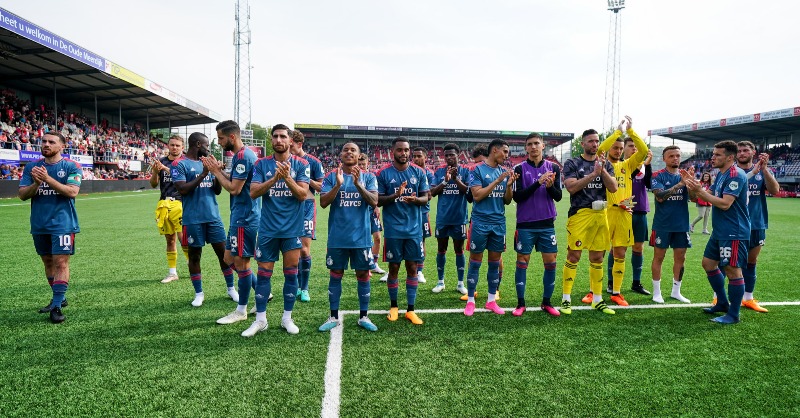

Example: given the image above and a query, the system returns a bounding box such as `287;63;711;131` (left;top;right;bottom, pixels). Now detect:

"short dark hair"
715;140;738;156
188;132;208;148
582;129;598;138
443;143;460;153
526;133;543;141
471;144;488;158
737;140;756;151
392;137;410;148
662;145;680;156
271;124;292;136
44;131;66;144
624;138;634;146
412;147;427;154
341;141;360;152
215;120;240;136
292;129;305;143
488;139;508;154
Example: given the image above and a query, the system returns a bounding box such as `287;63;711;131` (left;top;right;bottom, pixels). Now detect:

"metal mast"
234;0;252;129
602;0;625;133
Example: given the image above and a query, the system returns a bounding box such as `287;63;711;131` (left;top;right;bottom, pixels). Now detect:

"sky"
3;0;799;152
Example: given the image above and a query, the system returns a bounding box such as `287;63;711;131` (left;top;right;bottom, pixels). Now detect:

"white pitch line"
0;190;158;207
321;318;344;418
340;300;800;316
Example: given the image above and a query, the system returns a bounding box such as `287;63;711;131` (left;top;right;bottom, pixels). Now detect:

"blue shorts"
748;229;766;250
514;228;558;254
302;199;317;239
632;213;649;243
226;225;258;258
383;237;424;263
33;233;76;256
435;224;468;240
421;213;432;238
703;238;748;269
370;210;382;233
649;230;692;249
326;247;374;271
256;236;303;262
468;222;506;253
182;220;226;248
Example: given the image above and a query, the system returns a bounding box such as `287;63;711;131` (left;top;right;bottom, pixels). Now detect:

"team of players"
21;118;773;328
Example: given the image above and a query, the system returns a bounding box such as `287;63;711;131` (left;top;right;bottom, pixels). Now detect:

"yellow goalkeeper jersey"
598;128;649;205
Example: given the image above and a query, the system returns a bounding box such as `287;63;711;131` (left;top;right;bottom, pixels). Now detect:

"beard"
197;148;209;158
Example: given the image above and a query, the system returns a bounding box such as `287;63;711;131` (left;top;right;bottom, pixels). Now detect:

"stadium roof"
0;7;221;129
648;106;800;143
294;123;575;147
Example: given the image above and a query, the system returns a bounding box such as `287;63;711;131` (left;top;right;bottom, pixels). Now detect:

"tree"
249;122;273;156
210;139;223;161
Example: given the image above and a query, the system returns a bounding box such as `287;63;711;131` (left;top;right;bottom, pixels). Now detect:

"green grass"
1;190;799;417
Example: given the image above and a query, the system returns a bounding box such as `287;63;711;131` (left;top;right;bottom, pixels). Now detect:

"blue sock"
607;252;614;288
436;252;446;282
488;261;500;295
328;271;343;311
706;269;728;305
387;276;399;304
300;256;312;291
237;269;253;306
357;275;370;313
222;264;235;288
631;251;643;284
728;278;745;319
743;263;756;293
543;262;557;299
514;261;528;302
255;267;272;312
466;258;481;297
406;276;418;307
190;273;203;293
283;267;298;311
51;281;68;308
455;252;466;283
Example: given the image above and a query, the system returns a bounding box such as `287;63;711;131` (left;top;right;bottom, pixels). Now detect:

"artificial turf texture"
1;189;798;417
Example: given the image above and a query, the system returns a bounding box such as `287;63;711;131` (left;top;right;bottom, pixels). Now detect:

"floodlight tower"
234;0;252;129
602;0;625;133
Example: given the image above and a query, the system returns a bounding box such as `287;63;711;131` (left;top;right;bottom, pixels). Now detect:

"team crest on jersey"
386;251;394;260
621;168;626;174
470;242;476;250
57;169;66;178
304;166;310;177
410;177;417;185
755;174;763;181
656;237;662;245
290;169;296;178
188;236;195;244
575;240;582;247
327;255;333;266
235;164;246;174
728;181;739;191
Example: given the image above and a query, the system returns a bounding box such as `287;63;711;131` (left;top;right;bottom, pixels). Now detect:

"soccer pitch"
1;190;799;417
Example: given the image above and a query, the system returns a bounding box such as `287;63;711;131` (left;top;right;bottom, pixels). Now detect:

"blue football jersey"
252;155;311;238
19;158;81;234
468;162;508;225
321;170;377;248
422;167;435;214
433;164;471;226
743;165;768;230
377;164;430;239
651;169;689;232
711;165;750;240
304;154;326;195
171;157;222;225
229;147;261;227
